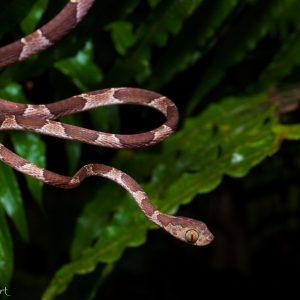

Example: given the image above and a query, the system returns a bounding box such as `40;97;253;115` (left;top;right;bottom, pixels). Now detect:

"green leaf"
138;0;203;46
43;91;297;299
0;162;28;241
20;0;48;34
104;0;204;85
43;203;148;300
146;0;239;89
0;206;13;287
89;106;120;135
11;132;45;205
65;141;82;175
146;93;279;209
0;82;27;102
272;124;300;141
84;263;114;300
106;21;137;55
55;41;103;92
187;0;293;113
70;184;123;259
257;28;300;89
148;0;161;7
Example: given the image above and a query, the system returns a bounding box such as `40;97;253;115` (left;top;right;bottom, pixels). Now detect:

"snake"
0;0;213;246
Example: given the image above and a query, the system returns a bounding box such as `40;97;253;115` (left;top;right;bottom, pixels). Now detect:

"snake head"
157;215;214;246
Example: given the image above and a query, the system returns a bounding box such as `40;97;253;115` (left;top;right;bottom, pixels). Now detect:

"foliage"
0;0;300;299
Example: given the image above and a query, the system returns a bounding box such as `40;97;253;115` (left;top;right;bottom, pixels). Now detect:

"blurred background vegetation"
0;0;300;299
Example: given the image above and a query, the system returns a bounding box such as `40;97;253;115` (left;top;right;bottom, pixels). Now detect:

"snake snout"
189;220;214;246
202;230;214;245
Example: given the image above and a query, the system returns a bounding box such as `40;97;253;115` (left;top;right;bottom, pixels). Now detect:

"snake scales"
0;0;213;246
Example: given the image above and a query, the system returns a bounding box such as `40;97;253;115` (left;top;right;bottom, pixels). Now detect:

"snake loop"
0;0;213;246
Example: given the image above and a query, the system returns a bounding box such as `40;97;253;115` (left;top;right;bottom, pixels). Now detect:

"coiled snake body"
0;0;213;246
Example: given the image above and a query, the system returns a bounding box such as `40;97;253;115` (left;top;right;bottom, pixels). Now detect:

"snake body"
0;0;213;246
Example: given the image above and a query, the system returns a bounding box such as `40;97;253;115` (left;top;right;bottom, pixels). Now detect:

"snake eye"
185;229;199;244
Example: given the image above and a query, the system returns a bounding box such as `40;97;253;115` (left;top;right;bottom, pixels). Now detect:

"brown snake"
0;0;213;246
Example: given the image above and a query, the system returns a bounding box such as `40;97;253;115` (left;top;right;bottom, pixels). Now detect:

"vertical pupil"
189;233;194;241
186;229;198;243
